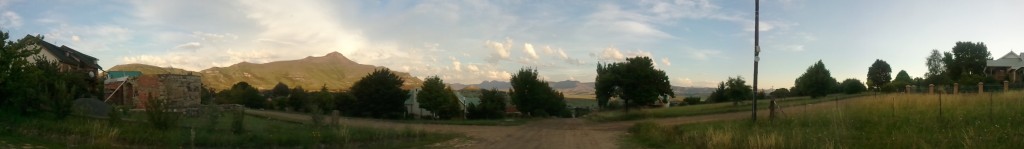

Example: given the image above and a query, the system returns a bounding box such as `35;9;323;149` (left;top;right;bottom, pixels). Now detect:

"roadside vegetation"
0;111;455;148
586;93;867;122
625;91;1024;148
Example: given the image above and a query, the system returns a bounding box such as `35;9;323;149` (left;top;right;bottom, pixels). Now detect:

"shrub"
683;97;702;105
231;108;245;134
145;97;180;131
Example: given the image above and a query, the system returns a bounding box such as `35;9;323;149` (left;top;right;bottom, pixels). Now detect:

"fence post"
979;82;984;94
929;84;935;94
954;83;959;95
1004;81;1009;92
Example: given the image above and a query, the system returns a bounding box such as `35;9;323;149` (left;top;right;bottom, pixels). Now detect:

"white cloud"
0;11;20;28
689;49;721;60
71;35;80;42
597;47;655;61
661;57;671;66
523;43;539;60
174;42;202;50
485;38;513;63
466;64;479;72
557;49;569;60
452;59;462;72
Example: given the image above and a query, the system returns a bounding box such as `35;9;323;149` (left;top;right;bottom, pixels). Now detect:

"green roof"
107;71;142;79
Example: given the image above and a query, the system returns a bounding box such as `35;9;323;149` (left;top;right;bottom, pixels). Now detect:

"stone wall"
135;74;202;108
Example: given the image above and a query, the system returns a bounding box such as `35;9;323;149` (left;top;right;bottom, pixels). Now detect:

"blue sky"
1;0;1022;88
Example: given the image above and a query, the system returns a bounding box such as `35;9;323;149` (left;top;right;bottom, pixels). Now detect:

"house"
404;89;436;118
985;51;1024;83
23;35;102;91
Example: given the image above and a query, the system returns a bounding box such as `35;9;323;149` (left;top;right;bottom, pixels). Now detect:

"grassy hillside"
625;92;1024;148
108;63;197;75
109;52;423;91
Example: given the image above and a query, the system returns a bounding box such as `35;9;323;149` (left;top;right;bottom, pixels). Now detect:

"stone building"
105;72;202;109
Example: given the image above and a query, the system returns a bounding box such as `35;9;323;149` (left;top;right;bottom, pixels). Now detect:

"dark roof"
24;35;102;70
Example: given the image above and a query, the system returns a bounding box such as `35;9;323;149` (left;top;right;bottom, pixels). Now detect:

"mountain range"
108;52;423;91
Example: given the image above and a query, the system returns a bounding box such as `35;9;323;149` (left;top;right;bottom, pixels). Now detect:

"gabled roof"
24;35;102;69
987;51;1024;69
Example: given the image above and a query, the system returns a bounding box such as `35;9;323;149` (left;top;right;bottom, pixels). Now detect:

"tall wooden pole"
752;0;760;122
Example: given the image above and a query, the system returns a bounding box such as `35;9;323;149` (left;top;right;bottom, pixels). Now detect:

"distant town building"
986;51;1024;83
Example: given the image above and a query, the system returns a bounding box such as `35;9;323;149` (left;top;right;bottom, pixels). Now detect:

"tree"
349;68;409;119
708;82;728;103
0;33;45;115
867;59;892;89
310;85;334;112
925;50;951;84
272;82;290;98
511;68;567;117
840;79;867;94
469;89;506;119
950;42;990;79
594;57;674;111
226;82;265;109
769;88;790;98
795;60;837;98
417;76;462;119
891;70;912;89
333;92;357;116
288;86;308;111
725;76;752;105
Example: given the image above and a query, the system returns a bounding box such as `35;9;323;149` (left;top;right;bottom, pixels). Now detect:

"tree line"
213;67;570;119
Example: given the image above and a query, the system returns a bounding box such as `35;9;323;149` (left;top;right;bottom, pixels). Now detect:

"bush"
532;109;549;118
231;108;245;134
683;97;702;105
145;97;180;131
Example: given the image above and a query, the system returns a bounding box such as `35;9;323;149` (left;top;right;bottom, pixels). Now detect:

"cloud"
661;57;671;66
485;38;513;63
466;64;479;72
689;49;721;60
174;42;202;50
598;47;653;61
523;43;539;60
0;11;20;28
452;58;462;72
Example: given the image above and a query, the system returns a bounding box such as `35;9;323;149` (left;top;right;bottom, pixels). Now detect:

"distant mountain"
108;63;197;75
477;80;512;90
109;52;423;91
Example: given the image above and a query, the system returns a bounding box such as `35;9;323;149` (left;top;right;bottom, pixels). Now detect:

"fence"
900;81;1024;94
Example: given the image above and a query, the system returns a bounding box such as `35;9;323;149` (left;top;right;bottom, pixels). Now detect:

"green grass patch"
588;93;868;122
624;91;1024;148
0;110;457;148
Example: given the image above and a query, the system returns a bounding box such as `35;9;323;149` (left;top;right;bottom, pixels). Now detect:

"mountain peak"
325;51;343;57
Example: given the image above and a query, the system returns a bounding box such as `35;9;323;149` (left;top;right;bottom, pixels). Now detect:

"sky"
1;0;1023;88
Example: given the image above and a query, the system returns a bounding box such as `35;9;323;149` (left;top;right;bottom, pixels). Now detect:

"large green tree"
511;68;567;117
725;76;752;105
288;86;308;111
769;88;790;98
594;57;674;111
840;79;867;94
949;42;990;79
225;82;265;109
795;60;837;98
272;82;290;98
350;68;410;119
0;33;44;115
867;59;892;89
925;49;951;84
708;82;728;103
892;70;913;87
468;89;507;119
417;76;462;119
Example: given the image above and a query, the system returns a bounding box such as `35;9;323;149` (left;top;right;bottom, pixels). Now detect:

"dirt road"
247;96;867;149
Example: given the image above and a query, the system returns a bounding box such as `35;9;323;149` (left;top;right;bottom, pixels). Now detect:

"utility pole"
752;0;760;122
